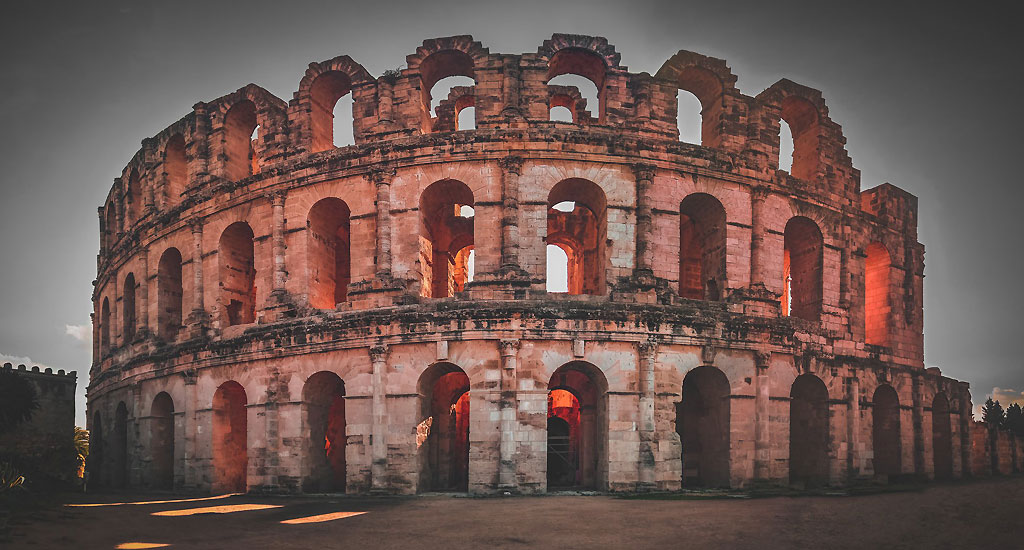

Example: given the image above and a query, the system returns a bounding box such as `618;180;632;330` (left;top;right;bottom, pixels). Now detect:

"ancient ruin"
87;34;979;494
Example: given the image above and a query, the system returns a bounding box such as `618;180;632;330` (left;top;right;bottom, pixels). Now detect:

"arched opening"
549;105;574;123
165;134;186;205
89;412;104;487
310;71;355;151
547;48;606;121
932;393;953;480
779;96;820;180
783;217;823;321
417;363;470;492
789;374;830;487
675;66;723;147
100;298;111;354
865;242;892;346
546;244;570;292
219;222;256;326
872;384;901;479
676;366;731;487
679;193;727;300
419;180;474;298
150;392;174;490
302;371;346;493
123;273;137;343
778;120;795;173
307;198;351;309
105;206;117;250
546;179;607;295
113;401;129;488
547;361;608;489
224;100;258;181
419;50;475;132
212;381;247;492
157;248;183;342
677;90;702;145
455;97;476;131
126;169;143;225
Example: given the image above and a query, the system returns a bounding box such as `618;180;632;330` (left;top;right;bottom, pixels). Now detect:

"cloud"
973;387;1024;420
65;322;91;344
0;352;53;370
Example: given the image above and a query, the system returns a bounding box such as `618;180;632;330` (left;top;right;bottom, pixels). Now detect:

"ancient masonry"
87;34;976;494
1;363;78;482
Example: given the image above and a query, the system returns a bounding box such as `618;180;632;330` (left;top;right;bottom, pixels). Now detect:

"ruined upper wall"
97;34;917;252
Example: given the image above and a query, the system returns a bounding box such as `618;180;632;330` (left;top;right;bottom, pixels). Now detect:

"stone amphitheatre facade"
87;34;973;494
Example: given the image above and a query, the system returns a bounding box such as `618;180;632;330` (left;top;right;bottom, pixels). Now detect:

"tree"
0;369;38;434
74;426;90;479
982;398;1005;430
1005;403;1024;438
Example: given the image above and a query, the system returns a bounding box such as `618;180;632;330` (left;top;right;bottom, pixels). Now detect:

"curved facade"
87;34;972;494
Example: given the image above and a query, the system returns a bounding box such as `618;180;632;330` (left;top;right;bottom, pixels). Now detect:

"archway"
307;198;352;309
150;392;174;489
677;366;731;487
165;134;186;205
789;374;829;486
419;180;474;298
123;273;137;342
679;193;727;301
113;401;129;488
932;393;953;480
219;222;256;326
546;179;607;295
302;371;346;492
872;385;901;479
547;361;608;489
224;100;258;180
212;381;247;492
865;242;892;345
783;217;823;321
309;71;355;151
157;248;183;341
417;363;470;492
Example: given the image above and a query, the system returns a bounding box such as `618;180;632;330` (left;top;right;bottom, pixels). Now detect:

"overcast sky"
1;0;1022;426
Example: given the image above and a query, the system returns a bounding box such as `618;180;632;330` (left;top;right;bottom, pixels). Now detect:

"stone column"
192;102;211;180
370;169;394;278
498;156;524;270
139;248;150;336
912;372;925;475
501;55;522;116
749;185;769;285
637;338;657;489
190;220;205;314
754;351;772;480
270;191;287;293
498;339;520;490
181;369;197;489
632;164;657;276
377;81;394;123
847;367;861;479
114;183;125;236
369;344;389;492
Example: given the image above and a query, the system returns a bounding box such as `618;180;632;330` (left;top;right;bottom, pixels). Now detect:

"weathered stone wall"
87;34;973;494
0;363;78;484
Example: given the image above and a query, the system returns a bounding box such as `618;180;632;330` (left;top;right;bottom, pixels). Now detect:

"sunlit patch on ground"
280;511;367;524
67;494;238;507
151;504;282;516
114;543;171;549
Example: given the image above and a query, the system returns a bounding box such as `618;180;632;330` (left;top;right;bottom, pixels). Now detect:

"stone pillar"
501;55;522;116
635;75;652;120
369;344;389;492
139;248;150;336
637;338;657;490
749;185;769;285
114;183;125;236
377;81;394;123
632;164;656;276
187;220;208;338
192;102;211;180
912;372;925;476
181;369;197;489
753;351;772;480
847;367;861;479
498;156;524;270
270;191;287;293
370;169;394;278
498;339;520;490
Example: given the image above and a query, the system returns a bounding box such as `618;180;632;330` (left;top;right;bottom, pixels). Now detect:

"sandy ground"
4;477;1023;549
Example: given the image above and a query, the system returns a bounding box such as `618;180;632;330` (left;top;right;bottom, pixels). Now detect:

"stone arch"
157;248;183;341
123;272;137;343
419;179;475;298
783;216;823;321
932;392;953;479
100;297;111;354
302;371;346;493
150;392;174;490
307;198;352;309
223;100;258;181
865;242;892;346
547;361;609;489
105;205;117;250
113;401;129;488
677;366;731;487
790;373;830;487
872;384;901;479
212;380;247;493
417;362;471;492
407;37;487;133
126;168;143;226
218;222;256;326
295;56;373;152
547;178;607;295
757;81;829;181
679;193;727;300
656;50;739;148
546;47;608;122
164;134;186;206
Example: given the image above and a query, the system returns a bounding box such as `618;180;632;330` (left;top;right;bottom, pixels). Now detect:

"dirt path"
5;477;1023;549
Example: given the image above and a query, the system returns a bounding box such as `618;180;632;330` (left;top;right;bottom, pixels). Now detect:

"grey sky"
1;0;1021;426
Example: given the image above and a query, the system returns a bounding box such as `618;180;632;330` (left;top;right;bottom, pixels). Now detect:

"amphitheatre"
86;33;979;495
